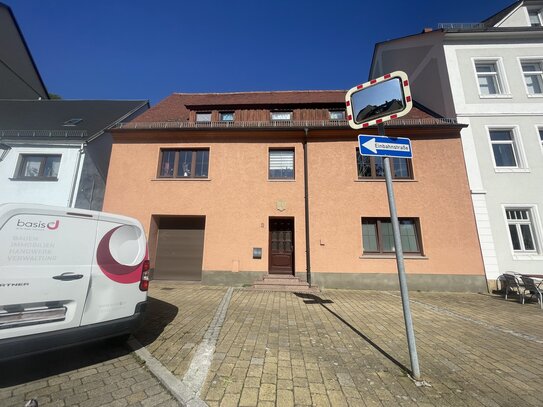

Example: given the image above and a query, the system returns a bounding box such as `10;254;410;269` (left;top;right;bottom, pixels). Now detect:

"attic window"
220;112;234;122
63;118;83;126
329;110;345;120
271;111;292;121
196;112;212;122
529;10;542;27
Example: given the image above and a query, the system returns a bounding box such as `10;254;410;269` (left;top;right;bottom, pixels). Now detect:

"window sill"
360;254;428;260
511;254;543;261
152;177;211;181
9;177;58;182
493;168;530;173
526;94;543;98
354;178;417;182
478;94;512;99
268;179;296;182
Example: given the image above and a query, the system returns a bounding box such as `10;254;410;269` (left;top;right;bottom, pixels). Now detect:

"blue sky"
7;0;514;105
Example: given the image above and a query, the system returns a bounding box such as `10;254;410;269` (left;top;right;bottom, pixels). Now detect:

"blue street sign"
358;135;413;158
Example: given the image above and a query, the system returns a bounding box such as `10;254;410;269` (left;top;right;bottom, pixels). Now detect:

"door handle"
53;273;84;281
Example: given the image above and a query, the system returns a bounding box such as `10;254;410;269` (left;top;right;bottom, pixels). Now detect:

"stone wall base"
198;271;489;293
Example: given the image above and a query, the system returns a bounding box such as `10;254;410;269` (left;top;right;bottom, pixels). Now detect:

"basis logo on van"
16;219;60;230
96;225;147;284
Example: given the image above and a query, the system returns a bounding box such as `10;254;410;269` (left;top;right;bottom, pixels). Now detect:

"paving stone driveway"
1;283;542;407
0;339;177;407
140;283;543;407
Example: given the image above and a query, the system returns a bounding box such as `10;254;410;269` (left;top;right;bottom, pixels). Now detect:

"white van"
0;204;150;360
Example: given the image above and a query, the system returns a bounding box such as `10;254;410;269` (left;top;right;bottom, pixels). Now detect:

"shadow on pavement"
133;296;179;347
0;340;131;387
294;292;412;376
0;296;177;388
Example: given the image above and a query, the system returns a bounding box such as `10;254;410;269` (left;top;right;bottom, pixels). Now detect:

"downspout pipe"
68;143;85;207
303;128;312;287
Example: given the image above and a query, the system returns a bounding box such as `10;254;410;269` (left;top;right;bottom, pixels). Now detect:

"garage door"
154;216;205;281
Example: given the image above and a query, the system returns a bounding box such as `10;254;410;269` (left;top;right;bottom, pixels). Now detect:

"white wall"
0;144;82;207
444;41;543;278
373;30;543;281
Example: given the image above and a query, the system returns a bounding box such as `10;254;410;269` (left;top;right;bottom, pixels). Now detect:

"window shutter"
269;150;294;170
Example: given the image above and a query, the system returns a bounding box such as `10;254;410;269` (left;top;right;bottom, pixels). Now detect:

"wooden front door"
269;218;294;275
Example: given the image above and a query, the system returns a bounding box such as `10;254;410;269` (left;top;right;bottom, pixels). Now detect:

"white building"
0;100;148;210
370;0;543;289
0;3;148;211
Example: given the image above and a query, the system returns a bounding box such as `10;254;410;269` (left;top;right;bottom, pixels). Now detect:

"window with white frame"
220;112;234;122
529;10;542;27
506;208;539;253
539;128;543;148
269;149;294;179
521;61;543;95
329;110;345;120
489;129;521;168
475;61;504;95
271;111;292;121
196;112;212;122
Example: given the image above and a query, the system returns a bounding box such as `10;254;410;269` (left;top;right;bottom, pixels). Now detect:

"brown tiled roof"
132;91;348;123
132;91;442;124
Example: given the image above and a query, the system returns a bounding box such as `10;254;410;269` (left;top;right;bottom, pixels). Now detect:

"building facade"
0;100;148;210
370;0;543;289
0;3;149;211
103;91;486;291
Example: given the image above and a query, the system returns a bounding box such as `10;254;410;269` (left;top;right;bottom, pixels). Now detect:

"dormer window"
271;111;292;121
220;112;234;122
529;10;542;27
196;112;212;122
329;110;345;120
63;118;83;126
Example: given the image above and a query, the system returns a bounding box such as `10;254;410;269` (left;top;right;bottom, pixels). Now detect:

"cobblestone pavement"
2;283;542;407
135;285;228;379
0;339;177;407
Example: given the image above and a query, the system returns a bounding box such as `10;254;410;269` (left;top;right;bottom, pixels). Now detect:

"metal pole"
379;124;420;380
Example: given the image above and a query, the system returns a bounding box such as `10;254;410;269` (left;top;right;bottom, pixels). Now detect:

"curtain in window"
23;156;42;177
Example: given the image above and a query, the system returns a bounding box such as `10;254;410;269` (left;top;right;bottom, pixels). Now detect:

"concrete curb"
127;287;235;406
128;337;208;407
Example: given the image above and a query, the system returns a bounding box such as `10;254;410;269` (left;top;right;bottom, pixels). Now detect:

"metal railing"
438;23;486;30
116;118;458;130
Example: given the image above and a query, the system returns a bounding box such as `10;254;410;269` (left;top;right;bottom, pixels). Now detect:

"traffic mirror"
345;71;412;130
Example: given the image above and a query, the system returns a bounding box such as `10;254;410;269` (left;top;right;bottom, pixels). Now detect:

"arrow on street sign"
358;135;412;158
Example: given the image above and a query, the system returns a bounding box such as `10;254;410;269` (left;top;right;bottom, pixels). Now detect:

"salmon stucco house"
103;91;486;292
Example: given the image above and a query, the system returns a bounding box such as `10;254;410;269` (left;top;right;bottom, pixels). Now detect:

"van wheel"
106;334;131;346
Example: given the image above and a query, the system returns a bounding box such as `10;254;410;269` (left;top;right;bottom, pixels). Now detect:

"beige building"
103;91;486;291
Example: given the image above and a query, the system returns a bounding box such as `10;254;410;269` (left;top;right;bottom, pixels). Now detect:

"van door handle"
53;273;84;281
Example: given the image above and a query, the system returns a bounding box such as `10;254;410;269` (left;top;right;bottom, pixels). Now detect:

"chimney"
423;28;433;33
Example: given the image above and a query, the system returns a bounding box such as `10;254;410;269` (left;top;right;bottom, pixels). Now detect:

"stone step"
255;278;304;285
262;274;299;279
252;284;320;293
252;274;319;292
